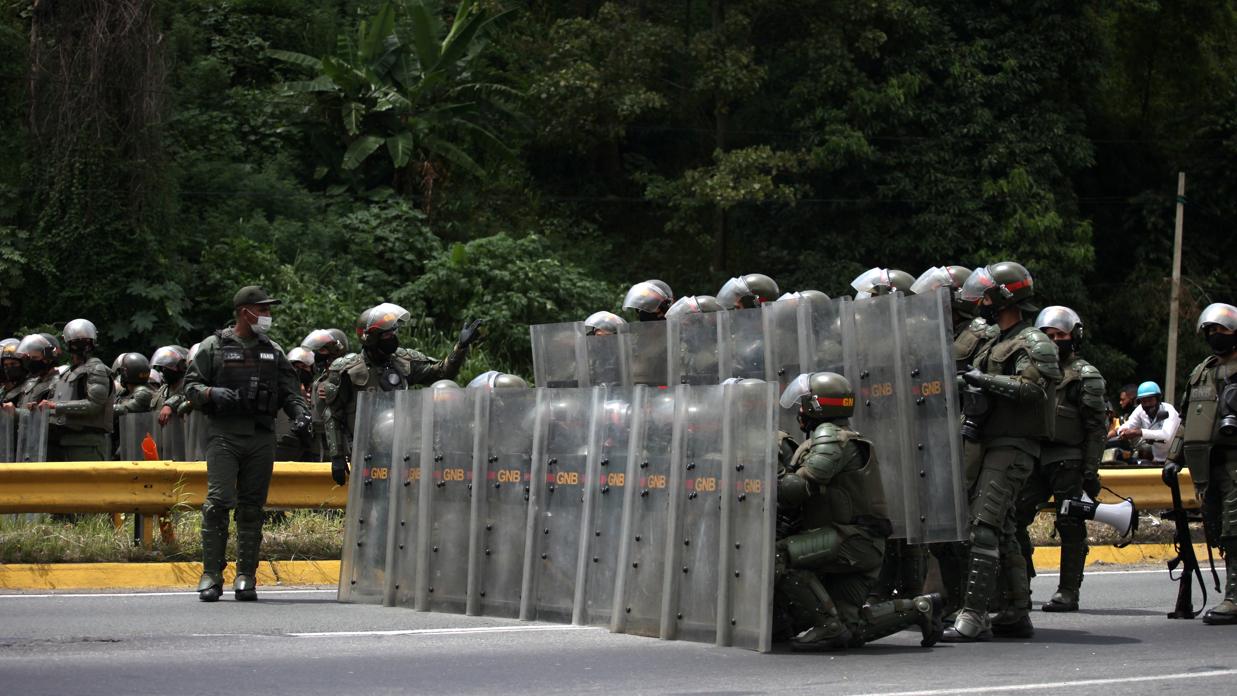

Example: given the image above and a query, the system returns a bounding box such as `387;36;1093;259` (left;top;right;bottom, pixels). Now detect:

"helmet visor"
1197;303;1237;333
623;282;669;313
716;277;754;309
911;266;953;295
1034;306;1081;335
779;373;812;410
958;267;996;303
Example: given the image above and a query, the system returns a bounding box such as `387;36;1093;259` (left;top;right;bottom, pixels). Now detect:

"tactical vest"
954;318;996;370
791;431;889;531
977;324;1055;444
1049;359;1087;447
337;350;412;441
52;358;114;432
22;371;57;406
1182;356;1237;473
211;330;281;416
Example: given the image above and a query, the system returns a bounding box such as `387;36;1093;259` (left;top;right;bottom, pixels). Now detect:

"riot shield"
16;408;48;463
723;306;768;380
573;385;640;627
337;390;398;604
118;412;161;461
717;380;777;651
0;409;14;463
797;295;850;376
622;320;669;387
611;387;677;637
848;294;914;539
530;322;587;388
155;415;188;461
414;385;479;614
764;298;805;435
900;289;967;544
582;333;629;387
660;385;726;642
521;387;593;623
471;387;537;618
385;388;427;608
185;411;210;461
666;310;726;386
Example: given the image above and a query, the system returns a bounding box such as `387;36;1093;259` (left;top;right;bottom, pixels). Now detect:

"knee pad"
201;503;231;528
969;523;1000;552
234;505;264;529
972;478;1013;530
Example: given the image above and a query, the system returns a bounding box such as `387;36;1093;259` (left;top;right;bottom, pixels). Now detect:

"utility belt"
853;514;893;538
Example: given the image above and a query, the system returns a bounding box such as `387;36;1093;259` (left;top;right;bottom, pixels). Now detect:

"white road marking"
852;669;1237;696
287;625;603;638
0;589;336;599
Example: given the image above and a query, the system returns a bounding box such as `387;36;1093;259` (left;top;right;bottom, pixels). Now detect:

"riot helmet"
1035;305;1084;356
1;337;24;384
430;379;460;390
302;328;346;366
584;311;626;337
623;281;674;321
148;367;163;387
665;295;724;318
356;303;411;358
717;274;779;309
780;371;855;431
851;268;915;299
959;262;1036;320
117;352;151;386
911;266;973;318
62;318;98;357
18;334;58;374
1197;303;1237;356
777;289;830;304
288;346;315;387
111;353;126;378
467;370;528;390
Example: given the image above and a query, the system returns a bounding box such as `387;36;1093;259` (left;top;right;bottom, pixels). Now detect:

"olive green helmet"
960;261;1036;312
117;352;151;386
717;273;780;309
912;265;975;318
151;345;189;374
779;371;855;420
851;268;916;299
467;370;528;390
665;295;724;317
355;303;411;345
584;310;627;336
777;289;830;304
1035;305;1084;345
623;281;674;320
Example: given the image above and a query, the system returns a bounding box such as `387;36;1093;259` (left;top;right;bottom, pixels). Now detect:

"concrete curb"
0;560;340;591
0;545;1202;591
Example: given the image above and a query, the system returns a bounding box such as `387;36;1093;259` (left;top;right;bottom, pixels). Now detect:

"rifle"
1162;464;1205;619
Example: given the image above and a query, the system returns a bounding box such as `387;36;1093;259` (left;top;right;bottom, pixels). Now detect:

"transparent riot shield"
623;320;669;387
723;306;768;380
717;380;777;651
798;295;851;376
530;322;587;388
764;298;805;435
611;387;677;637
582;333;629;387
848;294;914;539
118;412;161;461
16;408;48;463
660;385;726;643
0;409;15;462
185;411;210;461
155;415;188;461
521;387;593;623
573;385;640;627
666;310;726;386
385;388;427;608
471;387;537;618
337;391;398;604
900;289;967;544
414;386;479;614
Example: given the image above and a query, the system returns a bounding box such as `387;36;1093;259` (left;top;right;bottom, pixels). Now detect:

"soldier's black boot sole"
991;614;1034;639
1202;610;1237;625
1041;598;1078;612
198;585;222;602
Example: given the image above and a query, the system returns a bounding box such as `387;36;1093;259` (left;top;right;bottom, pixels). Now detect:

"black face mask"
161;369;184;386
978;303;999;322
637;309;662;322
21;358;48;375
1207;331;1237;356
370;335;399;358
1053;339;1074;357
298;370;313;388
3;363;25;383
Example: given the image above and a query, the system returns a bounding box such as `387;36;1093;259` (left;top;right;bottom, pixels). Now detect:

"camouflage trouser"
961;446;1034;615
774;524;884;636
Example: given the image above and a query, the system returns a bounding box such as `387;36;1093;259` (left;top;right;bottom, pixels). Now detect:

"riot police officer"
774;372;944;651
622;280;675;321
942;262;1060;642
912;266;975;335
184;286;311;602
302;329;348;461
1165;302;1237;624
584;311;626;336
1;338;25;411
323;303;482;486
275;347;317;461
850;267;916;299
37;319;114;462
717;273;779;309
15;334;59;409
1012;306;1106;613
114;353;156;415
151;345;192;425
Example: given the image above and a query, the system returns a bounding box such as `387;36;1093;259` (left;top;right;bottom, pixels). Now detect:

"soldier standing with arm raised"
184;286;310;602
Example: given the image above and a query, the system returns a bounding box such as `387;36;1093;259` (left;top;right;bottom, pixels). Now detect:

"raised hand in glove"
331;455;350;486
458;319;484;348
1162;460;1182;486
209;387;242;411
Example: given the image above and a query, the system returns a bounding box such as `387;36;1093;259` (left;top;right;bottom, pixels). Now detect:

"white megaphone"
1058;493;1138;541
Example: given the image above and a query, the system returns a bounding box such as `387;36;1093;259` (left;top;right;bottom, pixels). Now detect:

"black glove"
1162;460;1182;486
1082;473;1101;499
960;367;985;387
293;412;313;436
458;318;484;348
331;455;349;486
209;387;242;411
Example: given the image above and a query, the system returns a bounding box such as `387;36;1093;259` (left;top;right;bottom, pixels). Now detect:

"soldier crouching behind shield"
773;371;945;651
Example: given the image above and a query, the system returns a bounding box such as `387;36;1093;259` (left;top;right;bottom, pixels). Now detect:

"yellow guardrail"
1096;467;1199;509
0;461;346;514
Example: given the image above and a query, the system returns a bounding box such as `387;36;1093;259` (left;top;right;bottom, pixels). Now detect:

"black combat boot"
234;505;264;601
197;506;229;602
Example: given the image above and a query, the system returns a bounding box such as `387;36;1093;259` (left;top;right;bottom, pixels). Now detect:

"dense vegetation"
0;0;1233;391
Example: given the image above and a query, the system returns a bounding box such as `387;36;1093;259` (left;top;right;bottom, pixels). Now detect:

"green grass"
0;510;344;564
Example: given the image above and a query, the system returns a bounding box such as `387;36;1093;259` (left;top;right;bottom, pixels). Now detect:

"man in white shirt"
1118;381;1181;462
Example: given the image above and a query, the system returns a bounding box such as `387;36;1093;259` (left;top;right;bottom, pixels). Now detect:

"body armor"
1179;356;1237;483
204;329;281;422
1042;357;1106;464
51;357;114;433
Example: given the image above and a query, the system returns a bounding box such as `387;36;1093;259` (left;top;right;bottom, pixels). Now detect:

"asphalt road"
1;569;1235;696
